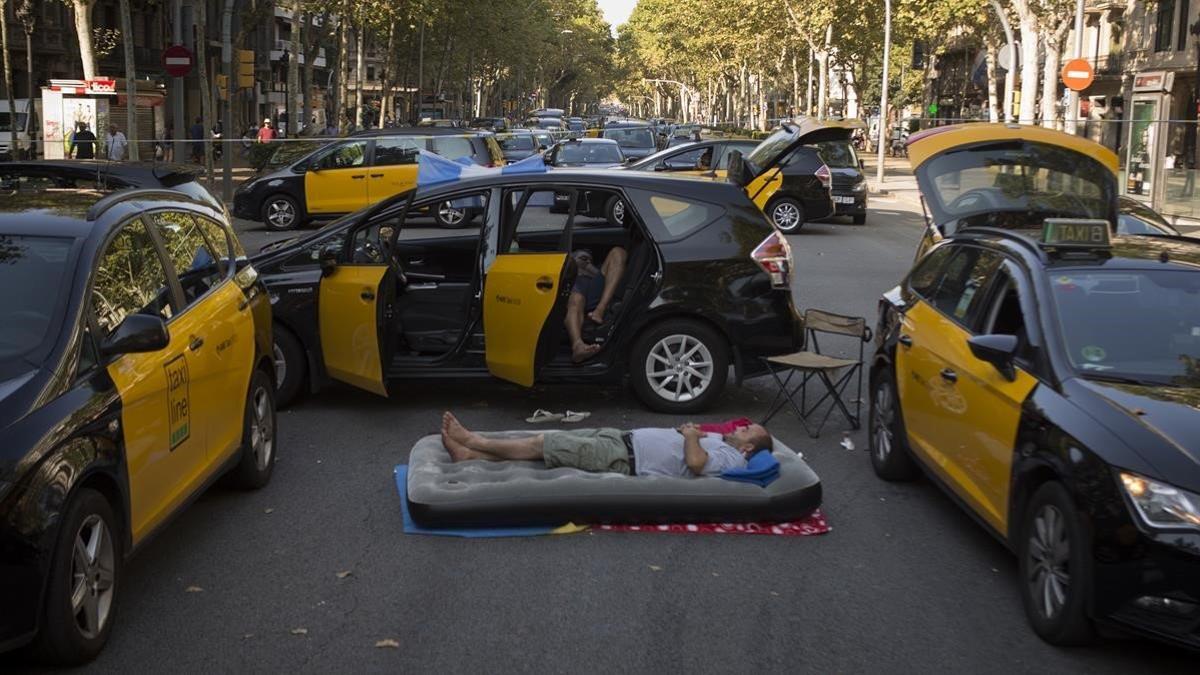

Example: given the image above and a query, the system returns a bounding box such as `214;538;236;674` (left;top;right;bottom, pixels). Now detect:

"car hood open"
729;120;852;188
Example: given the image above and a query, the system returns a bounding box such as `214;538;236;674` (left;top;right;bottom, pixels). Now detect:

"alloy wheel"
871;379;894;463
70;514;115;640
645;334;714;403
438;202;466;225
267;199;296;229
272;343;287;390
250;385;275;471
1027;504;1071;620
772;202;801;230
612;199;625;224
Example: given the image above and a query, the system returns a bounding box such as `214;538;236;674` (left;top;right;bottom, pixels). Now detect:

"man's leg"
587;246;627;324
443;412;545;462
565;290;600;362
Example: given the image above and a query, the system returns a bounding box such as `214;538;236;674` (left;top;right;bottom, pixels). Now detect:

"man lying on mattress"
441;412;773;477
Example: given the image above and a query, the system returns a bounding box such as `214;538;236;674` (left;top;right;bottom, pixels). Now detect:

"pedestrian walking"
106;123;128;161
69;122;97;159
257;118;276;143
189;116;205;163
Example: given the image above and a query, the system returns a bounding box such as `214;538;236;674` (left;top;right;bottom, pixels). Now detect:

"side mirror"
100;314;170;357
543;153;554;164
967;334;1019;381
319;243;340;276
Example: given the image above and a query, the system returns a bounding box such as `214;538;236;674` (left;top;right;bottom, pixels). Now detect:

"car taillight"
815;164;831;189
751;231;792;289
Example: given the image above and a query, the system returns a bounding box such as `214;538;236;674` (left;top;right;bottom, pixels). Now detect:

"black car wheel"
33;488;120;665
1018;481;1094;646
263;194;302;231
852;213;867;225
768;197;805;233
869;366;919;481
630;319;728;413
606;195;626;227
272;326;306;408
224;369;278;489
434;201;474;229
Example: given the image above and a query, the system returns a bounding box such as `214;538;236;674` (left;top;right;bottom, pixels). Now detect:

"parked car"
231;127;504;230
253;169;801;413
626;139;760;178
533;130;556;151
1117;196;1182;236
469;117;509;133
599;122;659;161
812;137;868;224
498;129;542;162
0;188;275;664
544;138;626;168
0;160;221;210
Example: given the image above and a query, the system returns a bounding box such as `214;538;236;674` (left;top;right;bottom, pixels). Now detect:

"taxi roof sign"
1040;218;1111;250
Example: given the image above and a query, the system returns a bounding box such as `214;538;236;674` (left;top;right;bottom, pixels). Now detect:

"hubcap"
1027;504;1071;620
871;380;894;462
250;386;274;471
438;202;465;225
612;199;625;224
772;202;801;230
267;199;296;228
70;514;114;640
645;334;714;403
272;343;287;390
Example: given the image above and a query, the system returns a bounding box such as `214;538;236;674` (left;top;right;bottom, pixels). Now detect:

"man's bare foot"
571;342;601;363
443;411;483;447
587;308;606;324
442;431;475;462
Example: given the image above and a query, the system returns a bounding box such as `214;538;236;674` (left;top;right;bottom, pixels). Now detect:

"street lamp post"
876;0;892;185
1065;0;1085;135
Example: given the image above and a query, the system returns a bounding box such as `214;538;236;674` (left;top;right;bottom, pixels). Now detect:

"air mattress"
406;431;822;528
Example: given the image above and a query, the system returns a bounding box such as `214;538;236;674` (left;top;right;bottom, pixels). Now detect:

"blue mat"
394;465;583;538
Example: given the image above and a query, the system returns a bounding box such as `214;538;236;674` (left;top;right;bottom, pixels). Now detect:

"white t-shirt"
107;131;128;160
630;428;746;477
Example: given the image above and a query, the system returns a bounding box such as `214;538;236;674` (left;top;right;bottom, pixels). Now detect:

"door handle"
535;276;554;292
408;258;425;266
897;334;913;347
351;175;366;180
361;289;376;301
189;336;204;352
939;368;958;383
370;173;384;178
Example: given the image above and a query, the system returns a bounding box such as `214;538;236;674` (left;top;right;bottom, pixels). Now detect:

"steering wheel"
948;188;1000;213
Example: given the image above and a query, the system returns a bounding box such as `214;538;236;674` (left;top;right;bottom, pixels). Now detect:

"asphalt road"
9;194;1195;673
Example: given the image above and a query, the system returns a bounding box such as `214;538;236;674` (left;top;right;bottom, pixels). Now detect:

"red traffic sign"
162;45;194;78
1061;58;1095;92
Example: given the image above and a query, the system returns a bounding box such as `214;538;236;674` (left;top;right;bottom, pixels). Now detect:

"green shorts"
542;428;631;475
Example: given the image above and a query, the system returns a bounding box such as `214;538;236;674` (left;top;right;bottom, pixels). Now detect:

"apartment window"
1155;0;1176;52
1179;0;1192;51
367;66;376;81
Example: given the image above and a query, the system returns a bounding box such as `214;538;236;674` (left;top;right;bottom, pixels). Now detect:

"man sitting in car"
566;246;626;362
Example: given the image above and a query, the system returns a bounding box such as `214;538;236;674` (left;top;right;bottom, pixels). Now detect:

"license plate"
834;196;855;205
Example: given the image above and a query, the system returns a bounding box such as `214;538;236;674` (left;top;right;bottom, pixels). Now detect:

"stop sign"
162;45;193;78
1060;58;1095;92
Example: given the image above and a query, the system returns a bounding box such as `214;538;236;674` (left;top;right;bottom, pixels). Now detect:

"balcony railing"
1085;52;1125;76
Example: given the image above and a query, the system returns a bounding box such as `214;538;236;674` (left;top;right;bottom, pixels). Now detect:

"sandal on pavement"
526;409;564;423
563;410;591;423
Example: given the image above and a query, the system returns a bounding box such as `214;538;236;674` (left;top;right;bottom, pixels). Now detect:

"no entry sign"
1060;58;1095;92
162;45;194;78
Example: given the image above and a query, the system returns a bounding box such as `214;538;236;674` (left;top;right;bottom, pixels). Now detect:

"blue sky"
598;0;637;34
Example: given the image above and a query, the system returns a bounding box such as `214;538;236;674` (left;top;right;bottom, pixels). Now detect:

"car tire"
605;196;626;227
630;319;728;414
868;366;919;481
768;197;805;233
32;488;121;666
852;213;867;225
433;200;474;229
1018;481;1094;646
224;369;277;490
272;326;306;408
262;194;303;231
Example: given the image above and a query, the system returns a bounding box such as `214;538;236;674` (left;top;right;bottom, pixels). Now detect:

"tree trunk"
197;0;213;180
757;71;768;130
792;50;799;116
416;22;424;120
379;20;396;128
117;0;138;159
1041;20;1071;129
355;25;364;128
1015;3;1039;124
336;7;349;132
816;24;832;120
287;0;301;135
300;15;311;132
985;38;1000;123
1;0;16;153
71;0;97;81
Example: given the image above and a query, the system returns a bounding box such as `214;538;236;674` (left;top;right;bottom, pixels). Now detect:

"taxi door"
368;137;421;203
92;217;209;544
482;188;577;387
317;223;393;396
305;139;369;214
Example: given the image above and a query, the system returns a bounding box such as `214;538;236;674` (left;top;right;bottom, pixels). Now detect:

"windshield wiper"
1078;372;1158;386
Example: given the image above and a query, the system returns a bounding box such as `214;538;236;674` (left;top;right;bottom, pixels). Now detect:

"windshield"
815;140;859;169
0;235;74;375
500;135;535;151
271;140;327;168
0;112;28;132
602;127;655;148
918;141;1116;230
1050;269;1200;386
557;143;622;164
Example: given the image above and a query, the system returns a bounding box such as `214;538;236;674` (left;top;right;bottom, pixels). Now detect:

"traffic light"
237;49;255;89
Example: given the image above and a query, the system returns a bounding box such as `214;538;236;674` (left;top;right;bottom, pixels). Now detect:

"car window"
812;140;859;169
557;143;623;164
193;215;233;269
928;247;1004;326
500;134;536;151
603;127;656;148
431;136;476;163
92;219;176;336
321;140;366;169
627;189;720;240
662;147;705;169
149;211;227;307
374;138;422;166
506;189;575;252
0;235;73;374
981;269;1035;364
907;245;955;297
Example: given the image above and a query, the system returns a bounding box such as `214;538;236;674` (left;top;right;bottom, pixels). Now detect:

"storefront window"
1127;100;1157;197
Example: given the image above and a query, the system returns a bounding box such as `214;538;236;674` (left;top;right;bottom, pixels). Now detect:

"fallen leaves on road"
185;586;203;593
264;508;275;514
375;639;400;649
291;628;308;636
648;565;662;572
336;570;353;579
242;633;254;640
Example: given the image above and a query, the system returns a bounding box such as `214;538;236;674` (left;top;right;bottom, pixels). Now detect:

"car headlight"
1119;471;1200;530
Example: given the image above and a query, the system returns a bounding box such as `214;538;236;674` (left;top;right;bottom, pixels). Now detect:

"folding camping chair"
761;308;872;438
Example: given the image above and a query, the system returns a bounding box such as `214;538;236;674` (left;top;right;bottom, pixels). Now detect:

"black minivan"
252;170;801;413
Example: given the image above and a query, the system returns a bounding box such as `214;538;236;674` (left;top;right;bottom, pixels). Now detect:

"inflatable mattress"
406;431;822;528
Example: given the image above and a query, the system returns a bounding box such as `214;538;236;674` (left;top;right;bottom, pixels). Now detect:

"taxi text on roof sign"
1040;218;1112;249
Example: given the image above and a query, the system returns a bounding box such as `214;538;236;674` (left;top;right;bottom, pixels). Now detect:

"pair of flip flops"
526;409;591;424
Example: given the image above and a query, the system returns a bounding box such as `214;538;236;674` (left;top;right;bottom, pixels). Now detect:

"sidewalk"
862;155;920;206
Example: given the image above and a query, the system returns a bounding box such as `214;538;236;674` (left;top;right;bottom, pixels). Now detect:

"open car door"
482;188;578;387
729;120;853;210
317;226;394;396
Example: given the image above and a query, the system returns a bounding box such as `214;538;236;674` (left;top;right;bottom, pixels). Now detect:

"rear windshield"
500;135;535;151
557;143;622;164
431;136;478;163
814;140;859;169
603;127;655;149
0;235;74;376
746;128;796;171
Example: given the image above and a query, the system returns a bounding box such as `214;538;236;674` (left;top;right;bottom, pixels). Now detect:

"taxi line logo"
164;354;190;450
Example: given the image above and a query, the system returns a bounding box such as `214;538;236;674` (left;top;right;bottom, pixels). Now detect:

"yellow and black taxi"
253;167;801;413
869;123;1200;649
232;128;505;231
0;189;276;664
625;139;761;178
